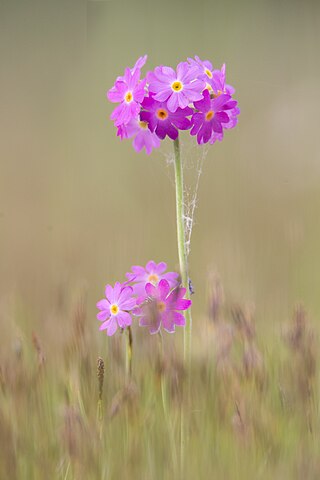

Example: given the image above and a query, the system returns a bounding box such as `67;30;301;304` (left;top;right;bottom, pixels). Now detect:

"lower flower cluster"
96;261;192;336
107;55;240;154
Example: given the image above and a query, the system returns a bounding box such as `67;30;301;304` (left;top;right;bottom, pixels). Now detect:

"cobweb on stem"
182;139;208;258
160;136;209;258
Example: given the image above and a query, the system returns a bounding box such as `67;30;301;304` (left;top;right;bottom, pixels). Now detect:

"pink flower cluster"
107;55;239;154
96;260;191;336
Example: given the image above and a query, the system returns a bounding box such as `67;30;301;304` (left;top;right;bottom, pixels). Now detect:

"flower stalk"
173;137;192;364
125;326;133;379
173;137;191;478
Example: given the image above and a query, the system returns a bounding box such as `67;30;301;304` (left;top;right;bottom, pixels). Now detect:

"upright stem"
173;137;192;478
173;137;192;363
125;326;133;379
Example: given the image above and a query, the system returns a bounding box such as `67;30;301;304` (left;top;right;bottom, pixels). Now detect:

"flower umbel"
106;55;239;152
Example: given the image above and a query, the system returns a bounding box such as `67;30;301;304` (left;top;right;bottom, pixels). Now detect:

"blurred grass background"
1;0;320;478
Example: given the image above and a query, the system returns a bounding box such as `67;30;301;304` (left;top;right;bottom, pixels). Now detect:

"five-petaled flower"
96;282;137;336
107;68;146;126
190;90;237;144
117;118;161;155
140;96;193;140
138;279;192;334
148;62;205;113
126;260;179;299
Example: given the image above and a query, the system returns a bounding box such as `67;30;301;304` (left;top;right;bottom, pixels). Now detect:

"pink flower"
138;279;191;334
96;282;136;336
126;260;179;298
117;117;161;154
148;62;205;112
140;95;193;140
190;89;237;144
107;68;146;126
187;55;214;83
208;64;235;97
116;55;148;81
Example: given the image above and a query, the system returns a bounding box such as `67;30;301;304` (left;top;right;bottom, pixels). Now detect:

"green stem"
125;326;133;380
173;137;192;478
158;332;178;473
173;137;192;363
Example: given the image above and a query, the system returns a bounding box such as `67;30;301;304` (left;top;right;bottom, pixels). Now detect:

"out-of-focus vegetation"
1;0;320;478
1;281;319;479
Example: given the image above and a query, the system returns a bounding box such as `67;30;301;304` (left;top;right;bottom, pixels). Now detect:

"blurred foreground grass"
1;278;319;480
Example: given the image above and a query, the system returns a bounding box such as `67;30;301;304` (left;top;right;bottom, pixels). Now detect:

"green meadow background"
1;1;320;478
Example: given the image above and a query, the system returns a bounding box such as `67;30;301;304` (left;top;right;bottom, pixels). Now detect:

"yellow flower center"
205;110;214;121
157;301;166;313
212;90;223;99
205;83;213;91
110;304;119;315
156;109;168;120
125;91;133;103
171;81;183;92
139;121;148;129
205;68;213;78
148;273;159;284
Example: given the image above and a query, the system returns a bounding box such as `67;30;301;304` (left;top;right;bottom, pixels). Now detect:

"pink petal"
156;66;175;80
119;298;137;311
145;282;157;298
97;310;110;322
173;311;186;326
158;279;170;299
175;299;192;311
139;316;150;326
167;93;179;113
99;318;112;330
167;287;185;304
96;299;110;311
162;313;175;333
163;272;179;287
155;262;167;274
131;265;146;275
154;89;171;102
149;321;161;335
113;282;122;302
194;89;210;112
118;286;133;302
105;285;114;303
107;318;118;336
116;312;132;329
146;260;157;273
